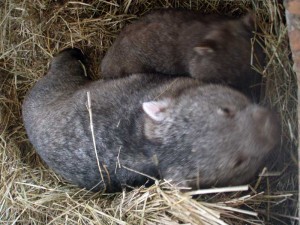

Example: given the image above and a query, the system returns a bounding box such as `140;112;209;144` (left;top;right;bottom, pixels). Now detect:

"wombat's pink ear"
143;99;170;121
193;46;214;55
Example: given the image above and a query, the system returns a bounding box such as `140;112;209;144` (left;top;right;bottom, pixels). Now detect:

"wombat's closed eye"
233;154;247;168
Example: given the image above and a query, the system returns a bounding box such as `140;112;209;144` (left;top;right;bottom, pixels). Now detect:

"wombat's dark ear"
194;38;217;55
193;46;214;55
143;99;171;121
241;12;255;29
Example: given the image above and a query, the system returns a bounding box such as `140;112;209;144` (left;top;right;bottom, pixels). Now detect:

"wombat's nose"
252;107;281;145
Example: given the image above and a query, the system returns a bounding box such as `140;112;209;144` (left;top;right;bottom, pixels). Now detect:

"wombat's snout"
251;106;281;148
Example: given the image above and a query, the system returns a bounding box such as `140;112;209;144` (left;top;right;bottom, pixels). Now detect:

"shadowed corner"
58;47;86;62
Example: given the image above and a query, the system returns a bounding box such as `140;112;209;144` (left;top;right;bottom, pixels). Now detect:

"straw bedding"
0;0;298;224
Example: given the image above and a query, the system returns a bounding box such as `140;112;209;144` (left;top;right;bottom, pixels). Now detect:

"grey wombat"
23;48;279;192
101;9;264;101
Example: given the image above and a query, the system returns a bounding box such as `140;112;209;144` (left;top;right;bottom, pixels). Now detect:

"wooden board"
285;0;300;217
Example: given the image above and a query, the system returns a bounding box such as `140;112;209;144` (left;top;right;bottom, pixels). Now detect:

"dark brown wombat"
23;48;279;192
101;9;264;101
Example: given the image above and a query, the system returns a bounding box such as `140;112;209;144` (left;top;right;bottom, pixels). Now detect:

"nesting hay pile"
0;0;298;224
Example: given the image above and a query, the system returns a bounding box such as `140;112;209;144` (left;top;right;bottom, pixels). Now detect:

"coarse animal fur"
101;8;265;101
23;48;279;192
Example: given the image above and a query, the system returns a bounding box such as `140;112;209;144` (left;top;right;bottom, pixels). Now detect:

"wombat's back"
22;50;198;191
101;9;218;78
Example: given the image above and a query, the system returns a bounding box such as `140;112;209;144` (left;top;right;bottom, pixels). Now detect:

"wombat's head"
189;13;264;85
143;85;280;188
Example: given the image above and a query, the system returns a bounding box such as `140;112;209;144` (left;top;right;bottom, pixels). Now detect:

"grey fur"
101;8;264;101
23;48;280;192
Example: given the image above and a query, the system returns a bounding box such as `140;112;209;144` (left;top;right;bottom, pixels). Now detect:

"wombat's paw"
58;47;86;62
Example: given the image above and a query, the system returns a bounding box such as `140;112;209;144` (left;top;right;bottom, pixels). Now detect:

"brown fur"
101;8;265;101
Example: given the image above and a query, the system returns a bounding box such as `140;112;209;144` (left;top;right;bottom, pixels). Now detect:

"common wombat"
101;9;264;101
23;48;279;192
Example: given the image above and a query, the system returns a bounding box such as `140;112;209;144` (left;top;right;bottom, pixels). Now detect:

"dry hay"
0;0;298;224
